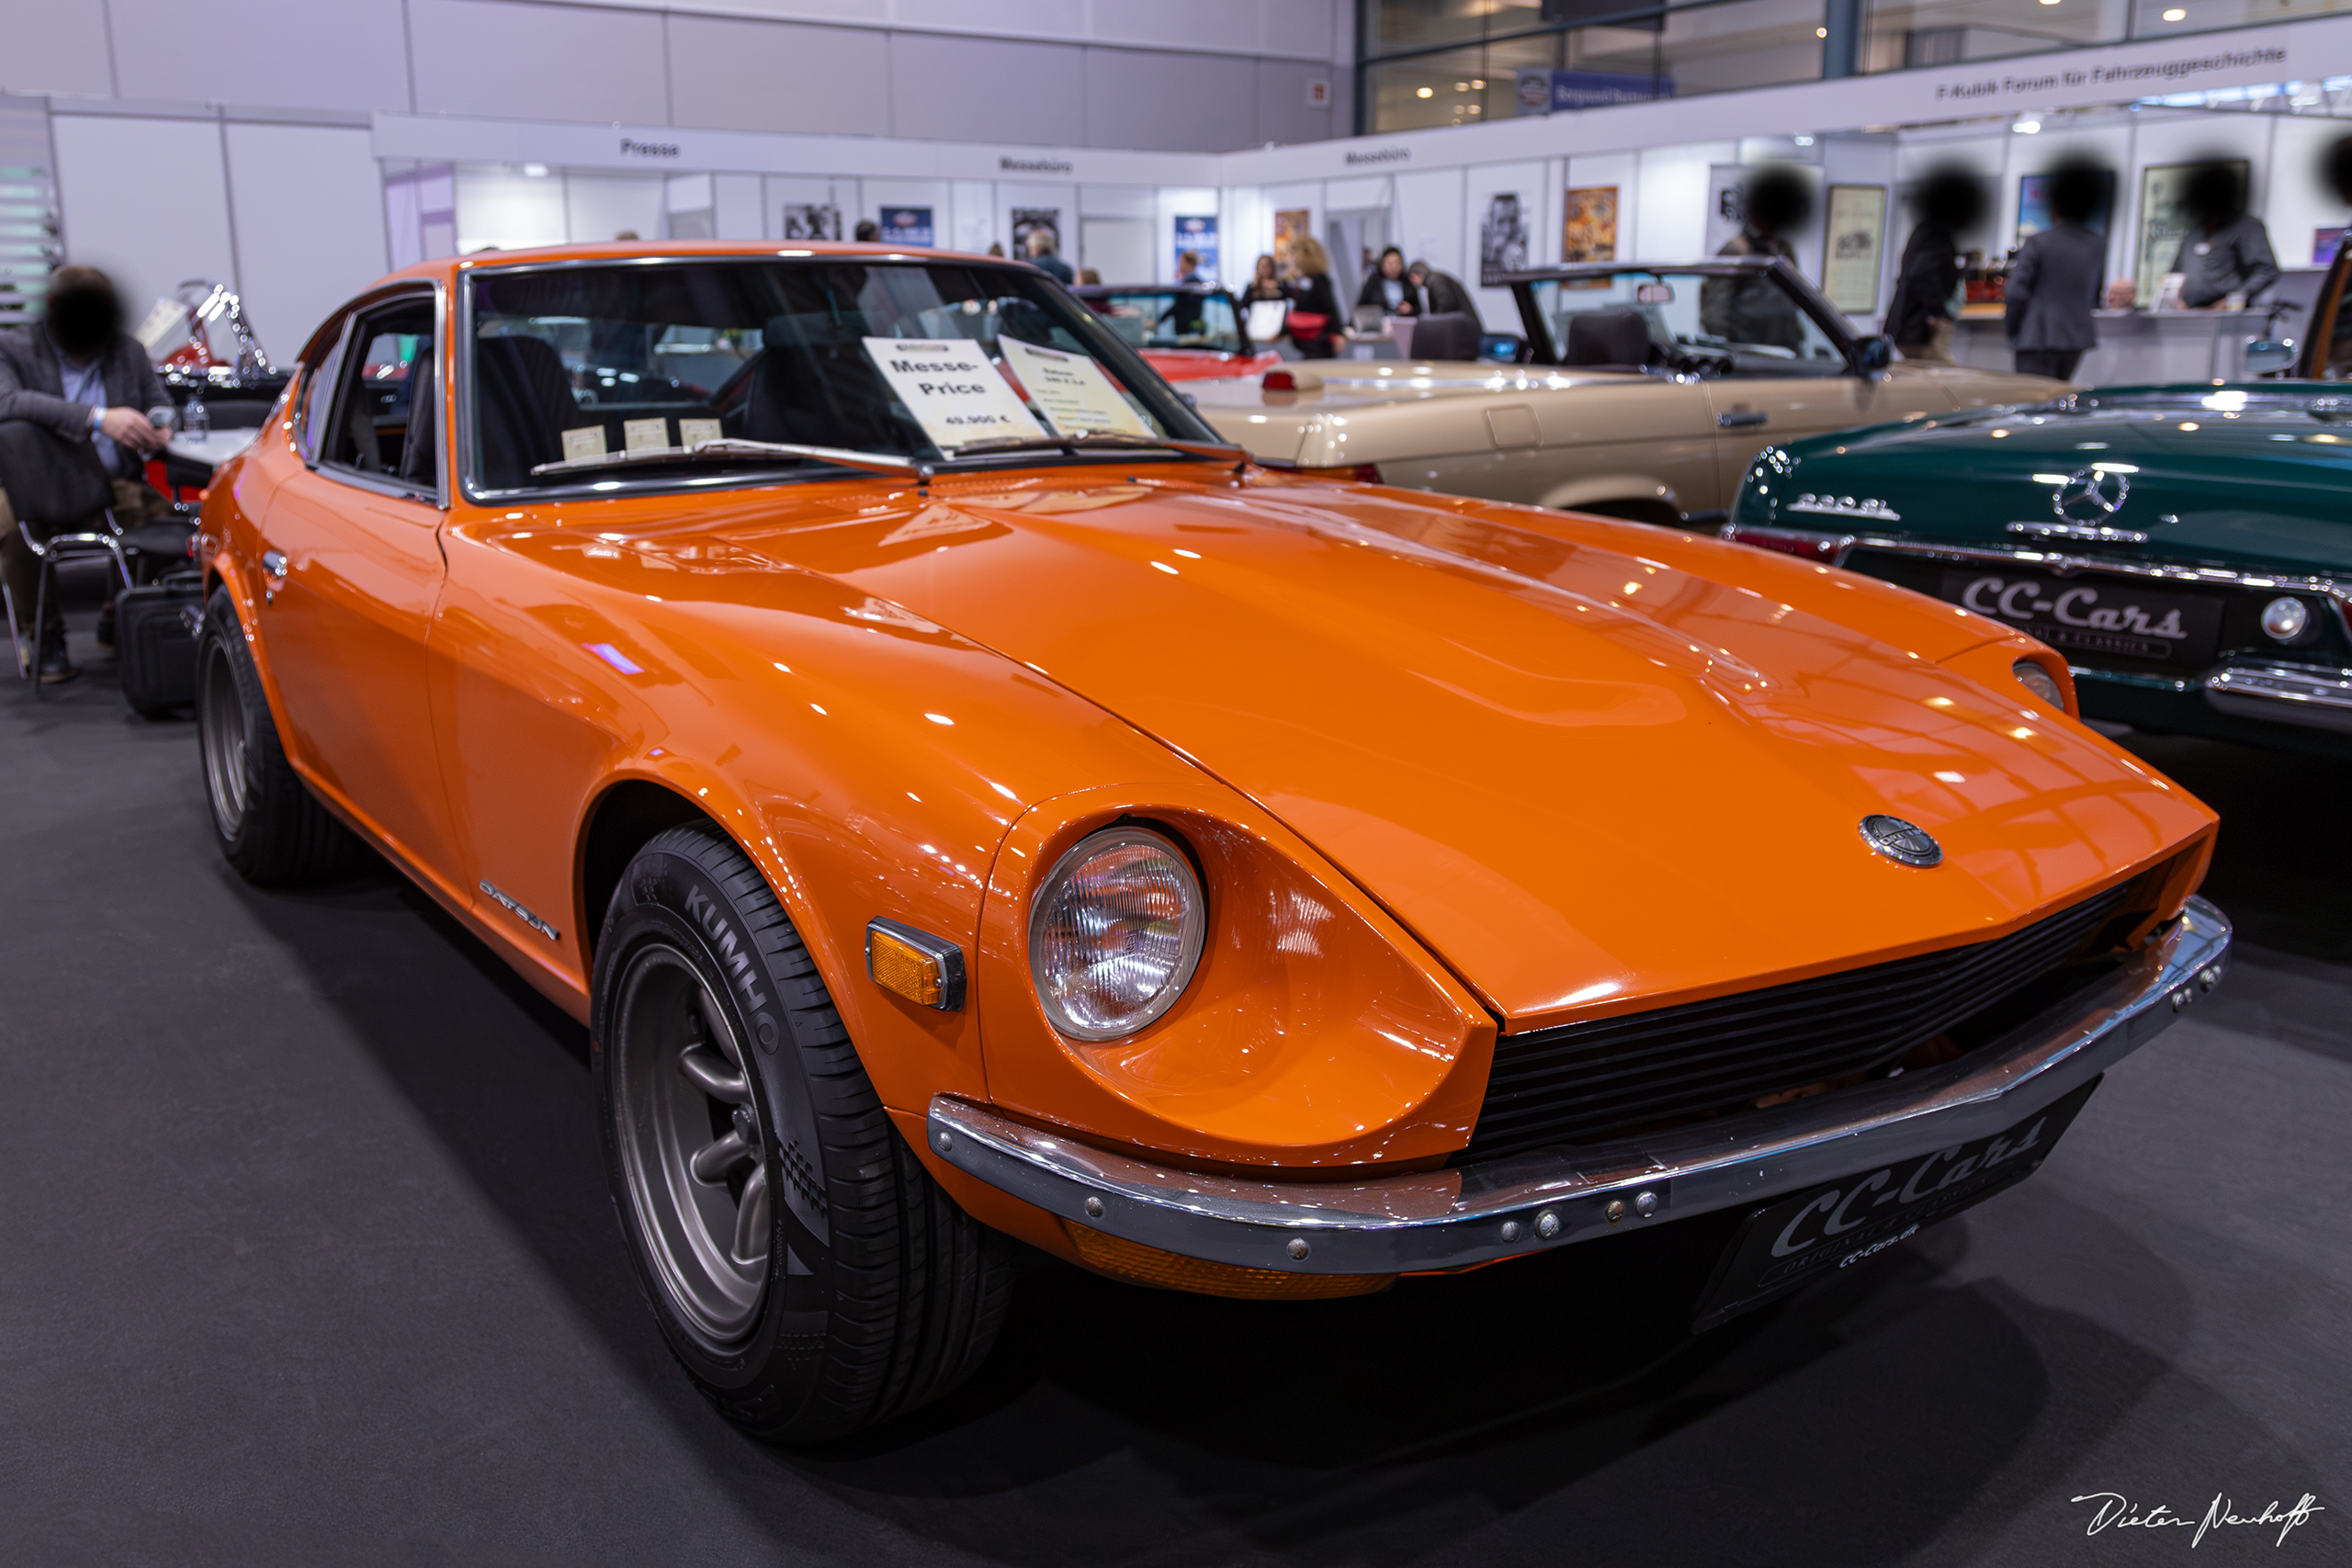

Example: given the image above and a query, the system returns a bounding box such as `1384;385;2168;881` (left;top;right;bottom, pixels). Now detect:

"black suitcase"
116;570;205;717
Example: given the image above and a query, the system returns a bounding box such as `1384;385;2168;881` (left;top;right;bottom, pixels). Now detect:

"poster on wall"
1561;186;1617;264
877;206;934;246
1821;185;1887;314
782;203;842;242
1480;193;1530;286
2134;161;2245;307
1703;164;1747;259
1011;208;1062;259
2016;169;2114;241
1273;208;1311;273
1174;214;1217;278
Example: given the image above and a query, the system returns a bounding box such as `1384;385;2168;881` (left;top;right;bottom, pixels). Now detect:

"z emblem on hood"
2053;466;2130;522
1860;815;1942;869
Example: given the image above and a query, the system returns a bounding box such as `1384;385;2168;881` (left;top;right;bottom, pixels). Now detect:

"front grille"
1461;883;2142;1162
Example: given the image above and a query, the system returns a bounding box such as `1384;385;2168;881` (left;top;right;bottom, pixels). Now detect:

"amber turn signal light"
865;918;966;1010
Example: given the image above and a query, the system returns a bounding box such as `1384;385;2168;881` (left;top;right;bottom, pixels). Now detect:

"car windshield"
1080;289;1243;355
466;258;1221;495
1525;270;1846;378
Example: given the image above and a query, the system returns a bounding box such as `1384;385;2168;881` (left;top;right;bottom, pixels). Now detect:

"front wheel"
594;823;1012;1444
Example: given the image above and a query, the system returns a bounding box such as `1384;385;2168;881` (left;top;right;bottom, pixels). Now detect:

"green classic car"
1724;383;2352;760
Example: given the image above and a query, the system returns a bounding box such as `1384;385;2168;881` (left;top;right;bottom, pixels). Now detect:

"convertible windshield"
466;259;1219;494
1526;271;1846;378
1079;288;1244;355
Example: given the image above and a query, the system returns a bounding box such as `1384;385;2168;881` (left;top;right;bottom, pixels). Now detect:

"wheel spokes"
729;1166;770;1268
690;1128;754;1183
677;1044;748;1103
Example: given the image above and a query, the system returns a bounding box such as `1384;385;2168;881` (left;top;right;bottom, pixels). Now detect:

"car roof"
1069;282;1231;296
1498;257;1791;284
377;238;1034;287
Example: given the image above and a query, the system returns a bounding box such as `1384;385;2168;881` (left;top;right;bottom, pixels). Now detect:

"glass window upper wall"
1357;0;2352;131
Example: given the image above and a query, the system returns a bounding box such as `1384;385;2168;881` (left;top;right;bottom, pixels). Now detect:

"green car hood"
1734;384;2352;576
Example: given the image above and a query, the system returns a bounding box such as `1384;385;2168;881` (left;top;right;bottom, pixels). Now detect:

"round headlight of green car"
1028;826;1206;1042
2013;660;2065;709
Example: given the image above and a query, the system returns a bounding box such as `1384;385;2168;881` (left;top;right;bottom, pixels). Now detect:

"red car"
1070;283;1282;382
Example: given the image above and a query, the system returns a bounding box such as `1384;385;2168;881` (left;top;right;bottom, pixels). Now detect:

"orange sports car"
190;241;2230;1444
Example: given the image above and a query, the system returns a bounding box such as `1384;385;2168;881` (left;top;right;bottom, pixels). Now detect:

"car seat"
1561;310;1656;371
745;312;914;453
474;335;576;489
1409;312;1481;361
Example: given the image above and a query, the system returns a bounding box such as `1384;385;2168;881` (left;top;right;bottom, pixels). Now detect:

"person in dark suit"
2169;163;2278;309
1884;170;1982;364
2007;161;2109;381
0;265;175;681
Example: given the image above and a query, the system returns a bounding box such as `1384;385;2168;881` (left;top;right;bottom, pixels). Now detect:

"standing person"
1700;165;1809;350
1024;228;1074;284
2007;160;2108;382
1355;246;1421;319
1174;249;1205;286
1238;254;1285;308
853;220;880;243
1408;258;1475;319
0;265;174;682
2169;163;2280;308
1883;170;1982;364
1284;235;1342;359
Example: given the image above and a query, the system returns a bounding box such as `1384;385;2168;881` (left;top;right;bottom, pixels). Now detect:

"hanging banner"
876;206;934;246
1174;214;1217;278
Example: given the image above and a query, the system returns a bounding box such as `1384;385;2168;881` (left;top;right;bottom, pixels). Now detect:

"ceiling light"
523;163;549;177
1455;81;1469;90
1417;86;1433;97
1794;134;1815;145
1816;26;1828;36
1472;78;1487;87
2013;118;2041;133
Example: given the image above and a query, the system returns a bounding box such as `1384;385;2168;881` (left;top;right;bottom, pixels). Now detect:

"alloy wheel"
198;642;250;840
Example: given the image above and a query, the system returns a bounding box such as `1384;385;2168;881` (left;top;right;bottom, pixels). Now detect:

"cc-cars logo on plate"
2053;466;2130;522
1860;814;1942;868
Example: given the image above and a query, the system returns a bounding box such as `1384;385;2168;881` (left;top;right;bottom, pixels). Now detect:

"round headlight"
2261;595;2311;642
1028;826;1206;1042
2013;659;2064;708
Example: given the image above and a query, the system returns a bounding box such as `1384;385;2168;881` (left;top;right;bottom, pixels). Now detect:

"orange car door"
253;288;462;886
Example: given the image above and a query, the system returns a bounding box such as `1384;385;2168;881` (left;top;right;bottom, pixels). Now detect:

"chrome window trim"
452;253;1220;506
311;279;447;510
925;898;2230;1276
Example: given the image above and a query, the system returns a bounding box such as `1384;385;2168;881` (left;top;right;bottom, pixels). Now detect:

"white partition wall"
51;116;239;338
221;123;390;356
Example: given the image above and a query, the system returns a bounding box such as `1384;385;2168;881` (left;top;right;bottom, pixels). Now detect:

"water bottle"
183;392;209;438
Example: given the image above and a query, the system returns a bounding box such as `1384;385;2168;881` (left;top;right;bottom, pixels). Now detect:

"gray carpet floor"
3;589;2345;1565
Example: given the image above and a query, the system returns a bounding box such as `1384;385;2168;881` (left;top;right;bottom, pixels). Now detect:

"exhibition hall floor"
4;596;2346;1566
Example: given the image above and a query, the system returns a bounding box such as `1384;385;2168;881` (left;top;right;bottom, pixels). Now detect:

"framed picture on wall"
1561;186;1618;264
2134;161;2245;307
1480;193;1530;286
781;203;841;242
878;206;934;246
1272;208;1312;274
2016;168;2114;240
1010;207;1060;258
1821;184;1887;314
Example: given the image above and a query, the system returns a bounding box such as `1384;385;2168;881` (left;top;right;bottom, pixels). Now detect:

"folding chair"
0;418;193;697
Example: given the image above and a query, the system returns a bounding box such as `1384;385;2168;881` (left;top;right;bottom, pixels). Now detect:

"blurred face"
1381;253;1403;278
1408;264;1428;285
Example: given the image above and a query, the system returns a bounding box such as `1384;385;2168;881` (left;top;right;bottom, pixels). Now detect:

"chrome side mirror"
2244;338;2296;377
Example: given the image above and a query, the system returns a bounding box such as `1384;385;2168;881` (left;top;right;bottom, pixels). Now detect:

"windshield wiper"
531;438;931;481
947;432;1248;465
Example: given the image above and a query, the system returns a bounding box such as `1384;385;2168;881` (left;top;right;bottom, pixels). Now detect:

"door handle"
262;549;288;577
1716;411;1770;429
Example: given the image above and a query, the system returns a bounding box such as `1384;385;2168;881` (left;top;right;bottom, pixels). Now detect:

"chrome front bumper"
927;896;2231;1276
2204;661;2352;736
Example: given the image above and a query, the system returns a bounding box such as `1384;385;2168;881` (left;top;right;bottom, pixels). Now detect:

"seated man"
0;265;174;682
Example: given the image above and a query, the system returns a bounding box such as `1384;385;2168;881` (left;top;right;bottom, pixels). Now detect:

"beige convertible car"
1191;257;2056;527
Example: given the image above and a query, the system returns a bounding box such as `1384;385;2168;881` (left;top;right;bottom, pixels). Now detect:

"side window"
297;318;348;465
322;296;439;491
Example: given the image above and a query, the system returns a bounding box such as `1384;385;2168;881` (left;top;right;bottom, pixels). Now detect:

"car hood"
1742;385;2352;574
721;473;2208;1029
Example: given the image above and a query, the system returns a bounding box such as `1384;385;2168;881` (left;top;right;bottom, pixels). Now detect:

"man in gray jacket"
2006;162;2108;381
2169;163;2278;309
0;265;173;682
